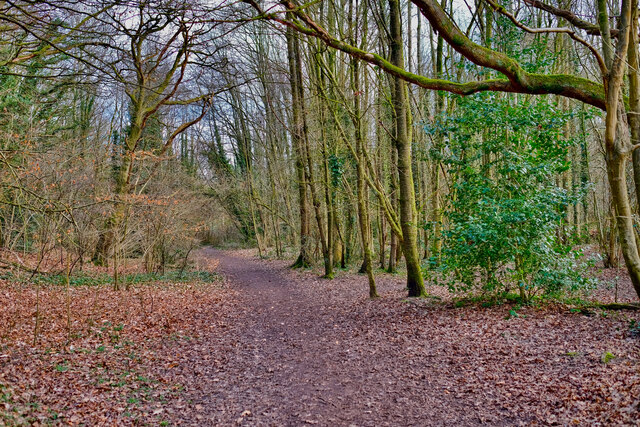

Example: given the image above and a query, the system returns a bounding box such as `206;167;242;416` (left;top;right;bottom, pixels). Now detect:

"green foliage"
493;15;560;73
459;15;560;78
601;351;616;364
328;154;345;187
424;94;594;300
505;305;523;319
55;363;69;372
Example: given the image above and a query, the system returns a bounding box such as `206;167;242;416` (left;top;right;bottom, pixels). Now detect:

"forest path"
190;248;476;426
172;249;639;426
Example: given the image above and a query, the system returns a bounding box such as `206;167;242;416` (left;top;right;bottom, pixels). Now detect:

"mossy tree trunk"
627;4;640;214
600;0;640;298
389;0;427;297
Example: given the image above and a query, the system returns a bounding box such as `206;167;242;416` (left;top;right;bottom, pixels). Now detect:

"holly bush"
424;94;594;300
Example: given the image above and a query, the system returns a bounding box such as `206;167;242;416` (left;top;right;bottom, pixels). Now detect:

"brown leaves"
195;249;640;426
3;247;640;425
0;258;236;425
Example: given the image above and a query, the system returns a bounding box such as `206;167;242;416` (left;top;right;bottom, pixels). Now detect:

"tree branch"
245;0;607;110
522;0;610;36
483;0;606;74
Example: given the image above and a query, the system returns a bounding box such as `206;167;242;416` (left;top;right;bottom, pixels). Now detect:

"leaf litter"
1;247;639;425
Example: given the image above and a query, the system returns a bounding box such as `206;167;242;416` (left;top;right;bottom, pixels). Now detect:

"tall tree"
388;0;427;297
287;26;313;268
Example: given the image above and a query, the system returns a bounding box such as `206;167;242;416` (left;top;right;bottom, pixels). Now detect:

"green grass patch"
601;351;616;364
54;363;69;373
0;270;219;287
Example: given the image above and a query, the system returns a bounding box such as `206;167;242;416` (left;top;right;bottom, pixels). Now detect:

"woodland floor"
1;248;640;425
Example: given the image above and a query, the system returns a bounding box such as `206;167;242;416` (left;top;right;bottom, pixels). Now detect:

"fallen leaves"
0;254;237;425
195;249;640;426
2;247;640;425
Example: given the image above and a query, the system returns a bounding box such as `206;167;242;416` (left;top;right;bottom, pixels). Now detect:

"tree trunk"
286;26;312;268
297;51;331;277
627;4;640;213
606;138;640;295
354;69;378;296
389;0;426;297
430;24;444;263
599;0;640;299
92;127;137;266
387;147;398;273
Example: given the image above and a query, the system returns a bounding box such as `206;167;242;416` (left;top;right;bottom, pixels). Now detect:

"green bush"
424;94;595;300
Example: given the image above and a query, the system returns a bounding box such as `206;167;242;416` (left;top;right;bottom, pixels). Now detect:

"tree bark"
286;26;313;268
388;147;398;273
601;0;640;297
389;0;426;297
351;37;378;297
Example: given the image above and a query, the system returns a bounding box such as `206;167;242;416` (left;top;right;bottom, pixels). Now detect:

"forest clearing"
2;0;640;425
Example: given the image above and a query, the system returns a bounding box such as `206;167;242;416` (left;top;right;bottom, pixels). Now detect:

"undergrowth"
0;270;219;287
449;291;598;314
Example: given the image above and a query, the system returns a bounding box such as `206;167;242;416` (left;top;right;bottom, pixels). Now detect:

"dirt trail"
185;249;473;426
171;249;640;426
